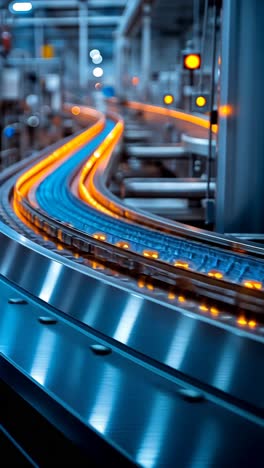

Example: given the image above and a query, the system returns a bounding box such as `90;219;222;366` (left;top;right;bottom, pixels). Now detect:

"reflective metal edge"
181;133;216;157
0;222;263;411
1;297;264;468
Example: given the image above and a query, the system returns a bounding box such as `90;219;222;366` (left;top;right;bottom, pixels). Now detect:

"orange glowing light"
248;320;257;328
219;104;233;117
71;106;81;116
196;96;207;107
91;261;105;270
237;316;247;326
163;94;174;105
208;270;223;280
13;104;109;243
143;250;159;259
178;295;186;303
174;260;189;269
184;53;201;70
243;280;262;290
125;101;217;134
138;279;145;288
95;82;102;90
147;283;154;291
168;292;176;300
199;305;208;312
116;240;130;249
77;117;124;220
210;307;219;316
211;124;218;133
92;232;106;241
132;76;139;86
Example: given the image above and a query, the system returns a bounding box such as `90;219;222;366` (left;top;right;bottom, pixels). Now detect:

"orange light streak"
208;270;224;280
174;260;189;269
125;101;217;133
178;295;186;303
142;250;159;259
237;316;247;326
243;280;262;290
14;106;105;226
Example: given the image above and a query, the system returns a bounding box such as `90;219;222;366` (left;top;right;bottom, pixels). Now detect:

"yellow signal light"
163;94;174;105
184;53;201;70
196;96;207;107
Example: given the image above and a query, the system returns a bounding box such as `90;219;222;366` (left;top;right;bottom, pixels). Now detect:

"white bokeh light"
10;2;32;12
89;49;100;58
92;54;103;65
93;67;104;78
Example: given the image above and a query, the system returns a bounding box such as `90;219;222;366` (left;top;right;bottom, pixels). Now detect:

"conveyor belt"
27;120;264;288
10;104;264;300
1;102;264;465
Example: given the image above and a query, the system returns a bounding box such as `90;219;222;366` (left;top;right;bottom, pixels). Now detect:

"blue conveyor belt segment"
35;119;264;286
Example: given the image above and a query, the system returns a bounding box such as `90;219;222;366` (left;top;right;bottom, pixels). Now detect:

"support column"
79;2;88;89
115;34;126;97
34;12;44;58
141;2;152;101
216;0;264;233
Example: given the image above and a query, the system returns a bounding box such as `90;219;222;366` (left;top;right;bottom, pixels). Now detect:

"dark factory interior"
1;0;264;466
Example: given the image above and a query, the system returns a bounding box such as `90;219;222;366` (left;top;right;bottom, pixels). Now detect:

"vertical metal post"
34;12;44;58
193;0;200;50
141;2;151;101
115;34;126;97
79;2;88;89
216;0;264;233
206;4;217;201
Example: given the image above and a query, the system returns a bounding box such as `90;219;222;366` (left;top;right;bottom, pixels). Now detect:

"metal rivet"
38;316;57;325
90;344;112;355
8;298;28;305
178;388;205;402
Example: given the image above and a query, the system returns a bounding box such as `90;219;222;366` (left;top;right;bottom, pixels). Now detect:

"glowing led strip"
14;106;105;212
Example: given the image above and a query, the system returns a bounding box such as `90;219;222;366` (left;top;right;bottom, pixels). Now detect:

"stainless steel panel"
1;286;264;467
126;144;186;158
0;222;263;412
182;134;216;157
122;178;215;198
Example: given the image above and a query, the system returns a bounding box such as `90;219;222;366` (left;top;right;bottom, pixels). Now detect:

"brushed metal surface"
1;282;264;467
121;178;215;198
126;144;186;158
182;134;216;157
0;221;263;414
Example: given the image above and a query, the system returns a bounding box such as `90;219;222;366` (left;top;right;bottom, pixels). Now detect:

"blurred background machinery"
1;1;264;466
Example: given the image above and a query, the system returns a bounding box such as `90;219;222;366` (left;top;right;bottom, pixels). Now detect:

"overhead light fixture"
9;2;33;13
